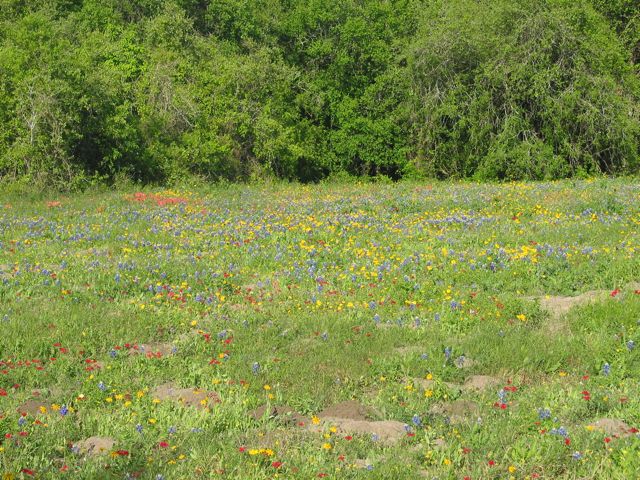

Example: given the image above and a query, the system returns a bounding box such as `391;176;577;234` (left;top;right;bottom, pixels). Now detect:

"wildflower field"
2;180;640;479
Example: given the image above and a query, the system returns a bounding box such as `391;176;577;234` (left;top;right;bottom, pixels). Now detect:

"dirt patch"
538;291;608;319
409;378;459;391
319;400;378;421
250;405;308;426
454;356;475;369
322;418;407;444
393;346;425;356
588;418;635;437
129;343;176;358
429;400;479;424
151;383;219;410
72;437;116;457
16;399;50;416
462;375;501;392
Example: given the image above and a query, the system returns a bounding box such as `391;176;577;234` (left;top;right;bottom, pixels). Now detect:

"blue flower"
252;362;260;375
98;381;106;391
60;405;68;416
603;363;611;376
537;408;551;420
136;424;143;433
627;340;635;351
109;349;117;358
412;414;422;428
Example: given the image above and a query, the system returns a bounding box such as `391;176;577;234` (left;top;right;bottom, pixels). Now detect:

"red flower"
158;441;169;448
20;469;35;476
611;289;620;297
462;447;471;454
271;461;283;468
317;475;328;478
238;446;246;452
488;460;496;466
115;450;129;456
565;438;571;446
344;435;353;440
0;388;6;396
604;437;612;443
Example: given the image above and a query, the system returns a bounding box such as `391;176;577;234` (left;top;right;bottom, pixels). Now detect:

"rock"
73;437;115;457
429;400;479;424
589;418;635;437
462;375;501;391
151;383;219;409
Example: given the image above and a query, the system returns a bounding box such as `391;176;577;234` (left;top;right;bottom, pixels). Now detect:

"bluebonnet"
136;424;143;433
444;347;452;362
18;416;26;426
412;414;422;428
550;426;569;437
572;452;583;460
98;381;106;391
109;349;117;358
627;340;635;351
537;408;551;420
168;426;177;434
603;363;611;376
321;331;328;341
60;405;68;416
252;362;260;375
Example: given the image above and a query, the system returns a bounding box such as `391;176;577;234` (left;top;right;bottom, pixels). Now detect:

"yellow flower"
426;373;433;380
516;314;526;322
191;320;198;327
148;418;157;424
263;384;271;391
443;458;452;466
424;390;433;398
152;398;161;404
39;406;47;414
115;394;124;401
136;390;145;398
508;465;517;473
312;415;321;425
105;397;113;403
322;443;332;450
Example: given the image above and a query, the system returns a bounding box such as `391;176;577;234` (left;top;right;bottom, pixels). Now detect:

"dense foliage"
0;0;638;188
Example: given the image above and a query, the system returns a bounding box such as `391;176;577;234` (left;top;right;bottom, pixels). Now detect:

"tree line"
0;0;638;189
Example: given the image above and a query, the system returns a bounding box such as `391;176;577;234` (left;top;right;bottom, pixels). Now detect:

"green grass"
2;179;640;479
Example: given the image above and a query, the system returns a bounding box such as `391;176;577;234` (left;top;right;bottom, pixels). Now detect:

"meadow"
1;179;640;479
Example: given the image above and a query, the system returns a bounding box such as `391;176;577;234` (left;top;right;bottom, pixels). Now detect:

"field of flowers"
2;180;640;479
